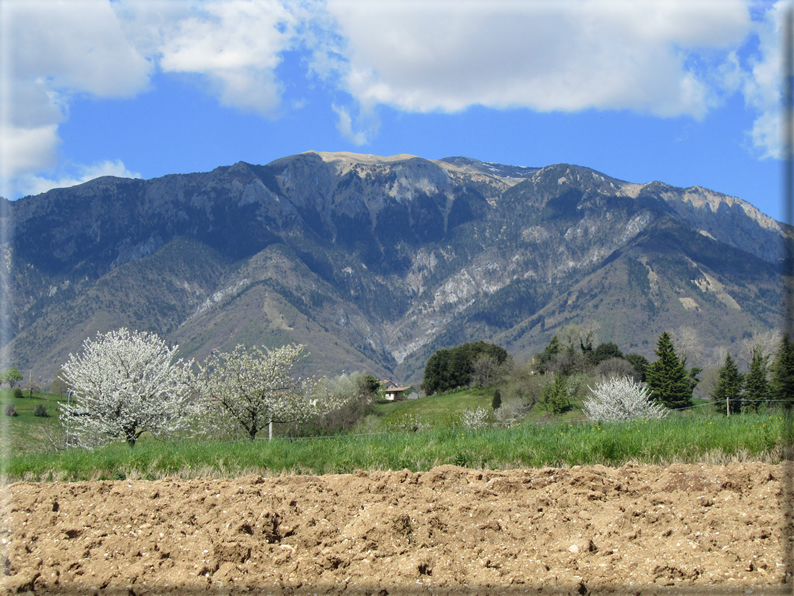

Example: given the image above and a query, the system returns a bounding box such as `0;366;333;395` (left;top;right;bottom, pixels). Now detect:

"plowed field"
1;463;787;594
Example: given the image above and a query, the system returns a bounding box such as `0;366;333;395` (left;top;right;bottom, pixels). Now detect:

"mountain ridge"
2;152;787;387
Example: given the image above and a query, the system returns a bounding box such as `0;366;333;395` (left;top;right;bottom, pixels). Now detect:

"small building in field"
384;385;412;401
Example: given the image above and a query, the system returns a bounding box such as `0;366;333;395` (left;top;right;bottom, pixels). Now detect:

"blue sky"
0;0;788;221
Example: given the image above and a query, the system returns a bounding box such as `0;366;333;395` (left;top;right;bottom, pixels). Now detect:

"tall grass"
3;413;784;482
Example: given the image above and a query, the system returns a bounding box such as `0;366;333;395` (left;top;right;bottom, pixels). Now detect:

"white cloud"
323;0;752;118
740;1;786;159
9;0;151;97
0;124;60;181
332;104;368;145
1;0;788;191
15;160;142;198
1;0;152;182
157;0;296;117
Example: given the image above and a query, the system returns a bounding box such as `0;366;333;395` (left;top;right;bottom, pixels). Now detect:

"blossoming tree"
583;376;669;422
197;343;342;440
60;328;195;447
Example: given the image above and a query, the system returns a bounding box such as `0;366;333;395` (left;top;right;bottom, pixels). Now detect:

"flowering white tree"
460;406;490;429
583;376;669;422
60;328;195;447
197;343;341;440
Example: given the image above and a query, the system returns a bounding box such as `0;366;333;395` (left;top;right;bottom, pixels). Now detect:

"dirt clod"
0;462;786;594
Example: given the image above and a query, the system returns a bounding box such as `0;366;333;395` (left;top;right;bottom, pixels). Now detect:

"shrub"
4;404;17;417
595;357;641;382
583;376;669;422
352;414;382;434
290;372;377;436
12;388;23;399
498;362;545;410
493;398;530;427
460;406;489;429
33;404;49;417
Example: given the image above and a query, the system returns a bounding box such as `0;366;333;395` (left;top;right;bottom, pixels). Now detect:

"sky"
0;0;789;221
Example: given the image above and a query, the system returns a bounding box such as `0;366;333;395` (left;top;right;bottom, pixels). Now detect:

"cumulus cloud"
9;0;151;97
15;160;142;198
2;0;300;189
2;0;789;192
740;1;786;159
157;0;296;117
1;0;151;181
0;124;60;181
324;0;752;117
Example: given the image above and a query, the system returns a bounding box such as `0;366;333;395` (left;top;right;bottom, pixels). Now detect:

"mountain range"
1;151;787;388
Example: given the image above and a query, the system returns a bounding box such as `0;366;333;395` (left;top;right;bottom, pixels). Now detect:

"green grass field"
0;388;71;456
373;389;494;427
1;390;785;482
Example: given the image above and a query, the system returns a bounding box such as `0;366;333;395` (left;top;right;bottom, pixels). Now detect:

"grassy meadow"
0;389;71;455
0;385;786;482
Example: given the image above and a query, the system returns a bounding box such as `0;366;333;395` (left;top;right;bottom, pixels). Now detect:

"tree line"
420;325;794;421
710;335;794;415
420;341;509;395
53;328;356;448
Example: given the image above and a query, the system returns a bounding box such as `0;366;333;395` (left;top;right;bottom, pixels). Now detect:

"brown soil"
0;462;787;595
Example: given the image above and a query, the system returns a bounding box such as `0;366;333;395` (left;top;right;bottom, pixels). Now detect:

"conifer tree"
646;332;694;410
542;374;568;415
492;389;502;411
771;333;794;408
743;346;769;413
711;353;743;415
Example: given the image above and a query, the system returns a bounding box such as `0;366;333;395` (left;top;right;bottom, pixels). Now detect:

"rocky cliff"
2;152;786;386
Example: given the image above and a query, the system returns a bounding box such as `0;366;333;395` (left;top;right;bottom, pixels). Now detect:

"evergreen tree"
492;389;502;411
421;342;509;395
420;349;448;395
541;374;568;415
589;342;623;366
535;336;562;372
625;354;650;382
743;347;769;413
646;332;694;410
711;353;743;415
771;333;794;408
